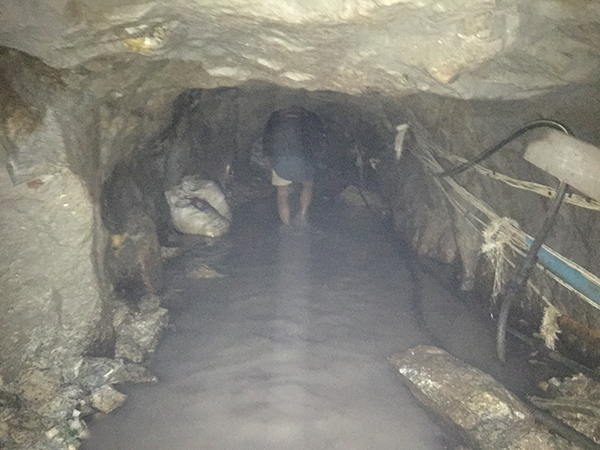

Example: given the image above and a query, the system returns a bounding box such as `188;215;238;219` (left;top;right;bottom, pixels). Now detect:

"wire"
434;119;573;178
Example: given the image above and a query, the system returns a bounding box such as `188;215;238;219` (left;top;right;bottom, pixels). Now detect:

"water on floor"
82;197;542;450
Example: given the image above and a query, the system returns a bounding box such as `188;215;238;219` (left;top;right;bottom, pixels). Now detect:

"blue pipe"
525;236;600;307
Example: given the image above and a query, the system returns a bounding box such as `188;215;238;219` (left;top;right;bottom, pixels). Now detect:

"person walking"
263;106;323;227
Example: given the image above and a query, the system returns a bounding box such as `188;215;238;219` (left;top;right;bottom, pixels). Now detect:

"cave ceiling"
1;0;600;100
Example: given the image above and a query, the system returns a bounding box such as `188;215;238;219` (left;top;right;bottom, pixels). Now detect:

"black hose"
496;285;521;362
426;118;574;363
434;119;572;178
428;119;600;449
496;177;569;362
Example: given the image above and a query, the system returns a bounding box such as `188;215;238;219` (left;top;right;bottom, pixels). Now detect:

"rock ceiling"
2;0;600;99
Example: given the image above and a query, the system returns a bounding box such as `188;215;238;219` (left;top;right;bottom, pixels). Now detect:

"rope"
481;217;521;301
433;119;572;178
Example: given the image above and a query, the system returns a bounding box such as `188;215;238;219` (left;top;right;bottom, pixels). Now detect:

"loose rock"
114;299;169;362
389;346;578;450
91;385;127;414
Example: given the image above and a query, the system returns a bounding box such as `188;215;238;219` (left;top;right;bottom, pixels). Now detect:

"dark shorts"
272;155;315;184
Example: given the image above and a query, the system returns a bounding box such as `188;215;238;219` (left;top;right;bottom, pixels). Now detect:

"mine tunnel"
3;2;600;449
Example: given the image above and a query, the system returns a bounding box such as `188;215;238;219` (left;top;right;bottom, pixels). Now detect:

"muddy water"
82;199;539;450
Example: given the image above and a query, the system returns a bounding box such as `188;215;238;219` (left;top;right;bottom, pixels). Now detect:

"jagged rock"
114;335;145;363
105;211;164;298
3;0;600;99
77;357;157;390
533;373;600;443
90;385;127;414
0;390;21;409
19;369;61;408
0;420;10;447
0;166;110;384
114;303;169;362
186;259;226;279
389;346;576;450
138;294;162;313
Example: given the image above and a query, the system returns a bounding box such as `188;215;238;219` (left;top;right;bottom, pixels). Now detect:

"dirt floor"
81;195;556;450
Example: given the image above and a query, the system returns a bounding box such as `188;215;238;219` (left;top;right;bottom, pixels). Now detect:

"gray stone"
0;165;110;383
390;346;575;450
90;385;127;414
114;335;145;364
115;306;169;360
77;357;157;389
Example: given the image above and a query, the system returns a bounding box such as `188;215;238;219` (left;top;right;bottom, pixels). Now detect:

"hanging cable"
418;117;575;361
434;119;572;178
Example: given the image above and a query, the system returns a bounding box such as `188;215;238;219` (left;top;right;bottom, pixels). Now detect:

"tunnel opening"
96;81;600;372
99;85;401;299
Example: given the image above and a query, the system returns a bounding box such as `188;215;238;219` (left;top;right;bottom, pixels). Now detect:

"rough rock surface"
1;1;600;99
90;385;127;415
0;166;108;383
114;296;169;363
378;89;600;334
533;373;600;444
389;346;579;450
1;2;600;445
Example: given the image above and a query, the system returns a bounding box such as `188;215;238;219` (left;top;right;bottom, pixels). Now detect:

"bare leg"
299;180;313;220
276;185;291;225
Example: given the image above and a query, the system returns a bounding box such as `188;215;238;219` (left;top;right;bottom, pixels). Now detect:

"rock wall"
0;50;177;449
0;49;176;383
379;87;600;354
0;53;110;384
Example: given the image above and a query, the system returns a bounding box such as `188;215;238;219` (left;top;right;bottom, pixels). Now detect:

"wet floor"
82;197;542;450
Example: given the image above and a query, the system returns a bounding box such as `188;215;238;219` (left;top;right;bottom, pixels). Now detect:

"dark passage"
82;196;543;450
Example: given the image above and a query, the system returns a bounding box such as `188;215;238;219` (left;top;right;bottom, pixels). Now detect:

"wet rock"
114;299;168;363
533;373;600;443
90;385;127;414
77;357;157;390
186;259;226;279
105;211;164;298
19;369;62;411
114;335;145;363
389;346;575;450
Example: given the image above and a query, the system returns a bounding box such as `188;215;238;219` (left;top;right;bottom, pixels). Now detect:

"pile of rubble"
531;372;600;444
0;295;167;450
